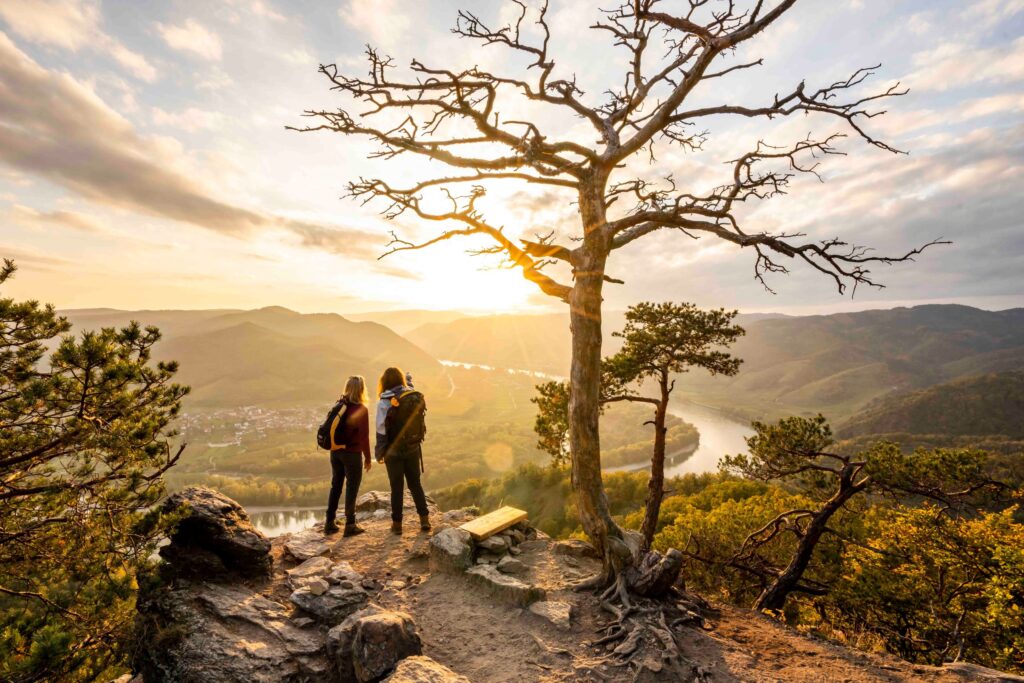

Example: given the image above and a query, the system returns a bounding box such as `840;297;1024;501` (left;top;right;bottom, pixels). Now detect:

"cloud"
0;0;156;81
0;32;377;257
339;0;411;50
151;106;225;132
0;245;70;270
10;204;106;233
906;37;1024;92
228;0;286;22
960;0;1024;29
158;19;223;61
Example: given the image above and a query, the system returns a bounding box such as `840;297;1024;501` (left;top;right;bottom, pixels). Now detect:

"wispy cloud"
9;204;107;234
0;0;156;81
0;32;377;257
907;37;1024;92
339;0;411;50
158;18;223;61
151;106;225;132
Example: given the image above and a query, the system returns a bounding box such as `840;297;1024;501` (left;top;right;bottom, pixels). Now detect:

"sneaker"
391;520;403;535
323;521;340;534
419;515;431;531
343;523;365;537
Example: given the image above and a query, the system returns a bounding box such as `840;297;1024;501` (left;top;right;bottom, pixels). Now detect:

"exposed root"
572;572;608;592
531;634;573;658
585;581;711;680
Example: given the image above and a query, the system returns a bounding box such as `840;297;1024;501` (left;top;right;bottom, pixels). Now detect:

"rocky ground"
130;487;1022;683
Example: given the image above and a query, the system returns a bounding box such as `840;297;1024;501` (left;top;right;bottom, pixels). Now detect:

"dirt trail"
267;516;987;683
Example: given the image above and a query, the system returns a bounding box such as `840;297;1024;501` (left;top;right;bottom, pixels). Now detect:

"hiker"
375;367;430;534
320;375;372;536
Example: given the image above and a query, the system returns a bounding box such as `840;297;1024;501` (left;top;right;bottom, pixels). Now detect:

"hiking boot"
391;520;403;535
419;514;431;531
323;520;340;534
343;523;365;538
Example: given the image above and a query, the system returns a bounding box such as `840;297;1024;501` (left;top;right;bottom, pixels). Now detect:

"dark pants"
385;445;428;522
326;450;362;524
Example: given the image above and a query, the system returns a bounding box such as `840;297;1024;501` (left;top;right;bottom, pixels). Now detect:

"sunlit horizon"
2;1;1022;316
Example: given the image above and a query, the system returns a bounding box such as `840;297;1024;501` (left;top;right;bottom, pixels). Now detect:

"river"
248;507;324;536
440;358;751;476
662;400;752;477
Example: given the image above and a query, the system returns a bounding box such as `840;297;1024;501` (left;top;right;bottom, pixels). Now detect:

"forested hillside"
680;305;1024;420
838;371;1024;439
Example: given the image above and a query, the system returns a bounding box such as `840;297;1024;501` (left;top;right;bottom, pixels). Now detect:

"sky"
0;0;1022;316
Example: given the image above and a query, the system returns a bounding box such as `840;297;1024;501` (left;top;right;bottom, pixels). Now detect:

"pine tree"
0;260;188;682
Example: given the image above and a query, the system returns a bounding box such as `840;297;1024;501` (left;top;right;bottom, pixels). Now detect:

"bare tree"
293;0;941;589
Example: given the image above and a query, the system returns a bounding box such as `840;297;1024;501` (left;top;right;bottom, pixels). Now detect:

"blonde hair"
377;366;406;396
342;376;368;405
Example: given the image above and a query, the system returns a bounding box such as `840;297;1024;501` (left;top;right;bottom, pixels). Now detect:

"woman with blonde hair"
323;375;371;536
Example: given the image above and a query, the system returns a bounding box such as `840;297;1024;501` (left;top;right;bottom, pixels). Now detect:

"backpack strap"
329;400;349;450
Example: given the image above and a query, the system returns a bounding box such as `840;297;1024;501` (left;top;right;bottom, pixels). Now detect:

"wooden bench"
459;506;528;541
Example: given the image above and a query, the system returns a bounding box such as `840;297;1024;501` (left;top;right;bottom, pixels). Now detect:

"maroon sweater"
332;401;371;460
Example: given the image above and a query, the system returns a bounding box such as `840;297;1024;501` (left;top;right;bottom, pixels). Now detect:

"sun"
386;256;538;312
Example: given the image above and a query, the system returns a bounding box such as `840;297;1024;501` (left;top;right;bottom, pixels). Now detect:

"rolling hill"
344;309;476;335
681;305;1024;420
408;313;589;374
409;305;1024;421
837;371;1024;439
60;306;442;407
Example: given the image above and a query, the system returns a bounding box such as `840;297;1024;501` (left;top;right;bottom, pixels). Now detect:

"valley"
57;303;1024;532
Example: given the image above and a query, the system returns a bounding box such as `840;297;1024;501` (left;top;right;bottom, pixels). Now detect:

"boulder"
552;539;599;560
518;539;550;553
465;564;545;607
440;507;478;525
159;486;271;579
327;560;363;585
286;556;334;590
429;527;473;574
355;490;390;512
496;556;527;575
136;582;326;682
384;656;471;683
529;600;574;630
327;605;384;681
352;611;422;682
356;490;440;516
290;582;369;624
284;529;331;562
477;535;509;554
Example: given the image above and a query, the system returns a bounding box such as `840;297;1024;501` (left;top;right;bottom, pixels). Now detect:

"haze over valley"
55;302;1024;518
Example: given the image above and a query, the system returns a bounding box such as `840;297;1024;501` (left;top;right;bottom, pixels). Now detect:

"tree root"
585;585;711;681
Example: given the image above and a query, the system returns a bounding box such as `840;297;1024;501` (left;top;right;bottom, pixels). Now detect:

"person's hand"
364;459;372;472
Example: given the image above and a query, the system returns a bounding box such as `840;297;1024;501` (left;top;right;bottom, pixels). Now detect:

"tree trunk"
640;373;670;550
568;187;623;579
754;475;863;612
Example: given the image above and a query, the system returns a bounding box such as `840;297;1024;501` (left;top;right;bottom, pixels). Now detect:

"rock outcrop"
136;489;435;683
159;486;272;578
135;582;327;682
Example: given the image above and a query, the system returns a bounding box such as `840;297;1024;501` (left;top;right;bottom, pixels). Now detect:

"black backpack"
384;390;427;455
316;400;348;450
